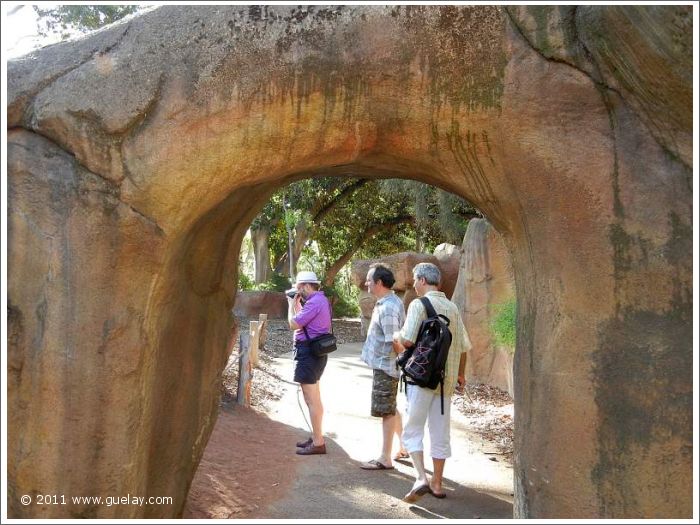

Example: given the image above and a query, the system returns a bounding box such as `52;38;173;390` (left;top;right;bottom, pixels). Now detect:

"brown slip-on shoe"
296;443;326;455
296;437;313;448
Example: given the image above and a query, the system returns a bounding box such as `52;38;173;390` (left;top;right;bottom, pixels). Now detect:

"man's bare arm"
456;352;467;393
287;295;302;330
392;332;414;353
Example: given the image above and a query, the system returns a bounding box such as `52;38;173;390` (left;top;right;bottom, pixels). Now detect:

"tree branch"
312;178;370;224
322;215;413;285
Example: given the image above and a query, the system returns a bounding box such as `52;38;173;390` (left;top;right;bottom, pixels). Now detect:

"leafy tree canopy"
34;5;142;39
248;176;479;286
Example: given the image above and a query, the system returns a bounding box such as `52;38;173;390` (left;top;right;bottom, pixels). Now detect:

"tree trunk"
323;250;357;286
250;226;272;283
292;220;310;275
274;253;289;277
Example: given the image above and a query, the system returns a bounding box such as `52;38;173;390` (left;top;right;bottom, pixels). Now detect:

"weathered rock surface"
352;251;456;336
233;291;287;320
432;243;462;299
7;4;692;520
351;252;442;292
452;219;515;396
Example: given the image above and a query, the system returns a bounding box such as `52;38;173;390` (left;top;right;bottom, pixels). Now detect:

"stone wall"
351;249;461;335
233;291;287;320
452;219;516;396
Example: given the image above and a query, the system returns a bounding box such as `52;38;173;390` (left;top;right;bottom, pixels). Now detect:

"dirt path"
184;342;513;519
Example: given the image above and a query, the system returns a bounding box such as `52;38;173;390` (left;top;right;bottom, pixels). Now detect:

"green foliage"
255;272;291;292
248;176;478;292
328;265;360;318
378;179;476;248
437;189;471;244
284;208;305;231
296;246;324;278
237;272;255;291
324;284;360;318
489;298;517;352
34;5;141;39
313;179;413;271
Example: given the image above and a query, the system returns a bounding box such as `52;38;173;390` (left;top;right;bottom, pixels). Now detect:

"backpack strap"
440;378;444;415
419;296;438;319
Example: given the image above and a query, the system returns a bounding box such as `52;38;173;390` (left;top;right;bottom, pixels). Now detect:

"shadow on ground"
186;342;513;519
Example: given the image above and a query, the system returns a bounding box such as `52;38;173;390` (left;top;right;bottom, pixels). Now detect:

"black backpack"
398;297;453;414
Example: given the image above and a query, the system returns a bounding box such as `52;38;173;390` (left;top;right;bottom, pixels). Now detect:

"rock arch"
7;5;692;518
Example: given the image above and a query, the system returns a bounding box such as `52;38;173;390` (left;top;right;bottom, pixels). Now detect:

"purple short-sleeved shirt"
293;291;332;342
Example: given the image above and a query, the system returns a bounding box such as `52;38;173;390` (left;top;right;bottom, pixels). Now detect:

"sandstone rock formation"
452;219;516;396
233;291;287;320
351;252;442;292
351;251;451;335
7;4;692;519
432;243;462;299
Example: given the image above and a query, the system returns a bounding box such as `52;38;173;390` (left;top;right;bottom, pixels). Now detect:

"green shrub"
490;298;516;352
324;283;360;318
255;272;292;292
238;272;255;291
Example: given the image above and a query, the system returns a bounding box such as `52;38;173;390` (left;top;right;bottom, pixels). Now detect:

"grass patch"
490;298;516;352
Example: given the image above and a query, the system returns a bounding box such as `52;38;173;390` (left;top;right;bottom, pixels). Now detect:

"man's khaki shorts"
371;369;400;417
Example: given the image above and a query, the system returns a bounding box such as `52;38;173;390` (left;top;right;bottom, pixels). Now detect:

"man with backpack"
393;262;471;502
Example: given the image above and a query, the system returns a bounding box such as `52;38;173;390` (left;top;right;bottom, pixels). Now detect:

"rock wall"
452;219;516;396
351;249;460;335
6;4;692;519
233;291;287;320
432;243;462;299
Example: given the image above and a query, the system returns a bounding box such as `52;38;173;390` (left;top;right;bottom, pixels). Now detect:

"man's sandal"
403;483;431;503
430;488;447;499
360;459;394;470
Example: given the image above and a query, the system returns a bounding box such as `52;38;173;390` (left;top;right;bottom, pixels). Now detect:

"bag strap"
419;296;437;319
301;295;334;340
440;378;444;415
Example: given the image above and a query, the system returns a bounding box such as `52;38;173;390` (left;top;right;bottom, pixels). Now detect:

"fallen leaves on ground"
455;383;514;463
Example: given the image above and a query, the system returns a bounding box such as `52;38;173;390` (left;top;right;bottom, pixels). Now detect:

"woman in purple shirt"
287;271;332;456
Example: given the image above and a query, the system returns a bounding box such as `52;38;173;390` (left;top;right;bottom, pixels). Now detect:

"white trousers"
402;384;452;459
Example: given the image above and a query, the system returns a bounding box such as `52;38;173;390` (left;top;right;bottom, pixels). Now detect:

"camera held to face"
286;288;299;299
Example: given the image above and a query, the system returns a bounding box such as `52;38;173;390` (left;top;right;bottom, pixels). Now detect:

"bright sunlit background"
2;3;64;60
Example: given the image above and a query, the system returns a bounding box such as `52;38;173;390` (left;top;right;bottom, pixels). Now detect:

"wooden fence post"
237;314;269;407
249;321;260;369
258;313;268;350
237;330;251;406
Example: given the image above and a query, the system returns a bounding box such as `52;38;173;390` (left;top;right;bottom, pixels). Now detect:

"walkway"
185;342;513;519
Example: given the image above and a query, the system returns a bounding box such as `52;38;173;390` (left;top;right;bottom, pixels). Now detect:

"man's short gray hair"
413;262;441;286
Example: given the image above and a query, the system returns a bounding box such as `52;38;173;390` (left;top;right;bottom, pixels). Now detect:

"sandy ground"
184;341;514;519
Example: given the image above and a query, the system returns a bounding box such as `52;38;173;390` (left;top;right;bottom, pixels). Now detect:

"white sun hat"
294;271;321;285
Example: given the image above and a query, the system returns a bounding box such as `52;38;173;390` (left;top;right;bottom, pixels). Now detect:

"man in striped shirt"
359;264;408;470
394;262;471;502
